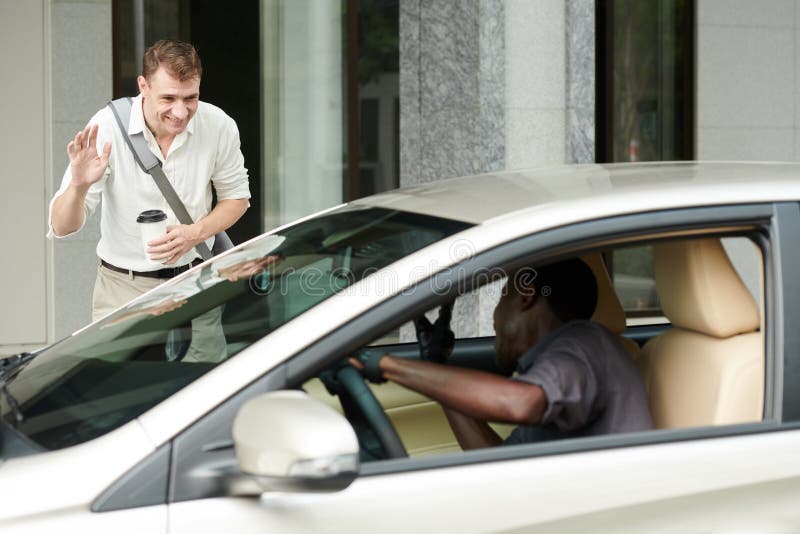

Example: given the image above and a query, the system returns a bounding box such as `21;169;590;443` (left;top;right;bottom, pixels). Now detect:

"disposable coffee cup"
137;209;168;262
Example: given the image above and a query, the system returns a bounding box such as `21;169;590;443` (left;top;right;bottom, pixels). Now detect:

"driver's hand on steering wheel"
414;302;455;364
349;349;388;383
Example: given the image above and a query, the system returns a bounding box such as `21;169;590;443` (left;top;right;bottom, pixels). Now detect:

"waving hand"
68;124;111;188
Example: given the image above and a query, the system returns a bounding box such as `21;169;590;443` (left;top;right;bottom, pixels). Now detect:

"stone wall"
50;0;113;338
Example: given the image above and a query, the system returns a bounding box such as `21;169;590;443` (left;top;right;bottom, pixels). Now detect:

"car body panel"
3;506;165;534
0;420;154;525
355;162;800;224
166;428;800;533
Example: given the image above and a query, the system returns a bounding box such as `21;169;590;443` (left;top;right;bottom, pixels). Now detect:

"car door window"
611;244;661;319
330;232;768;464
380;279;505;345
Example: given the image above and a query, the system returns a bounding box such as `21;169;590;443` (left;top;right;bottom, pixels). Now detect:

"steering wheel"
330;302;455;460
334;364;408;460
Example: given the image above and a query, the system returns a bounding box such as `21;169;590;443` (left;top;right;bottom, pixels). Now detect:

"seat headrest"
654;238;759;338
582;253;626;334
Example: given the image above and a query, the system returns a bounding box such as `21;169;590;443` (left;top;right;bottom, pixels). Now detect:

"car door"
167;432;800;533
166;202;800;533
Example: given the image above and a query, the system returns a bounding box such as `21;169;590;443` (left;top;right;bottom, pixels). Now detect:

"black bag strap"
107;97;212;260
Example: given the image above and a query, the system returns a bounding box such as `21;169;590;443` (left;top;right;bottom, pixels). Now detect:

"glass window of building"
597;0;695;163
113;0;399;241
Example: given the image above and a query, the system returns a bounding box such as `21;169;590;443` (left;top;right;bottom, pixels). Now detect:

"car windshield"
0;206;470;451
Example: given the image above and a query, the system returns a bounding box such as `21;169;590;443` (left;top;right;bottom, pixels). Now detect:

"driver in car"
354;258;654;449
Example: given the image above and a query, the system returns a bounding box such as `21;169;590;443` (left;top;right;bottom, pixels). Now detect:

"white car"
2;162;799;533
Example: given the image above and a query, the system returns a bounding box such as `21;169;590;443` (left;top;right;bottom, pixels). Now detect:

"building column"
696;1;796;161
0;0;48;353
400;0;505;187
566;0;595;164
50;0;113;338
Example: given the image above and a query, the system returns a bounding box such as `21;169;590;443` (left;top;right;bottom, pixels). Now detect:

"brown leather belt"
101;258;203;279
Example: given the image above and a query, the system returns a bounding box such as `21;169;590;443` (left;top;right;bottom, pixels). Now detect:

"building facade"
1;0;797;353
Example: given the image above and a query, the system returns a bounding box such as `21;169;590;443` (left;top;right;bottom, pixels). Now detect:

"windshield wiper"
0;379;23;425
0;353;35;425
0;352;35;381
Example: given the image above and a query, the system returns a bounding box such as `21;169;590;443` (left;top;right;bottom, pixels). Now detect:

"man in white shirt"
48;40;250;360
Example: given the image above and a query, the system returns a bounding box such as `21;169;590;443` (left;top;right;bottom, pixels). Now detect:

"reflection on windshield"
0;206;470;450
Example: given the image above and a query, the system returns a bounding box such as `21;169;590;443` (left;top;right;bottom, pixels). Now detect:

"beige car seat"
639;238;764;429
582;253;642;360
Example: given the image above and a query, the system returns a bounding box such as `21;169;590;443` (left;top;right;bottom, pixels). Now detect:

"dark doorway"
596;0;695;163
113;0;262;245
344;0;400;201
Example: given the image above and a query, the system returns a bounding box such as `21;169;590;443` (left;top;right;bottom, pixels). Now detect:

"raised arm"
51;125;111;236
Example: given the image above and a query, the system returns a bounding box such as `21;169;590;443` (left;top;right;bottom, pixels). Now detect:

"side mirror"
232;390;360;493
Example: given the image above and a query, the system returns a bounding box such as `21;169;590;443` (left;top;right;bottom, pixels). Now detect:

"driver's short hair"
511;258;598;322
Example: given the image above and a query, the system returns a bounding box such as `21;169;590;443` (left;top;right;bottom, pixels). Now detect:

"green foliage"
354;0;399;84
614;246;654;278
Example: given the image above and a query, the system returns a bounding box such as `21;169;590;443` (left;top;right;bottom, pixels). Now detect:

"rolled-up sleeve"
47;173;105;239
47;115;110;239
514;343;599;432
212;116;251;201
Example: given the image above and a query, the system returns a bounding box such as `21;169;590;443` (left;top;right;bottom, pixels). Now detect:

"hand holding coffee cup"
137;210;168;263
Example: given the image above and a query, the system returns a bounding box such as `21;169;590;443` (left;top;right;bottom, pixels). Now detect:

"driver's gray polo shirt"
504;320;654;445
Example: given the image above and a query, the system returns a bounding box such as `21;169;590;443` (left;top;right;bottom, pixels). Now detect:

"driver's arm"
442;407;503;449
379;356;548;431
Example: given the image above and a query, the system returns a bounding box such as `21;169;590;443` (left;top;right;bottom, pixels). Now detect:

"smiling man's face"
138;67;200;138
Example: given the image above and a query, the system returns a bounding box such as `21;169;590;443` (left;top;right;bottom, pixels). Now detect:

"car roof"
352;161;800;224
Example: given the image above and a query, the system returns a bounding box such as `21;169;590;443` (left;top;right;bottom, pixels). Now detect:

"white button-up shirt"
48;94;251;271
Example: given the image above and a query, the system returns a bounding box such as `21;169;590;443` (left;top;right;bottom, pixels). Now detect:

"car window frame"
773;203;800;423
160;201;796;503
289;202;787;474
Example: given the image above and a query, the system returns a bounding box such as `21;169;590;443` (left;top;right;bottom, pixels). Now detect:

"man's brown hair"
142;39;202;81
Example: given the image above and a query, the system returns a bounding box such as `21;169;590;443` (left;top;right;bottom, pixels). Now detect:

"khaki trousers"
92;264;228;363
